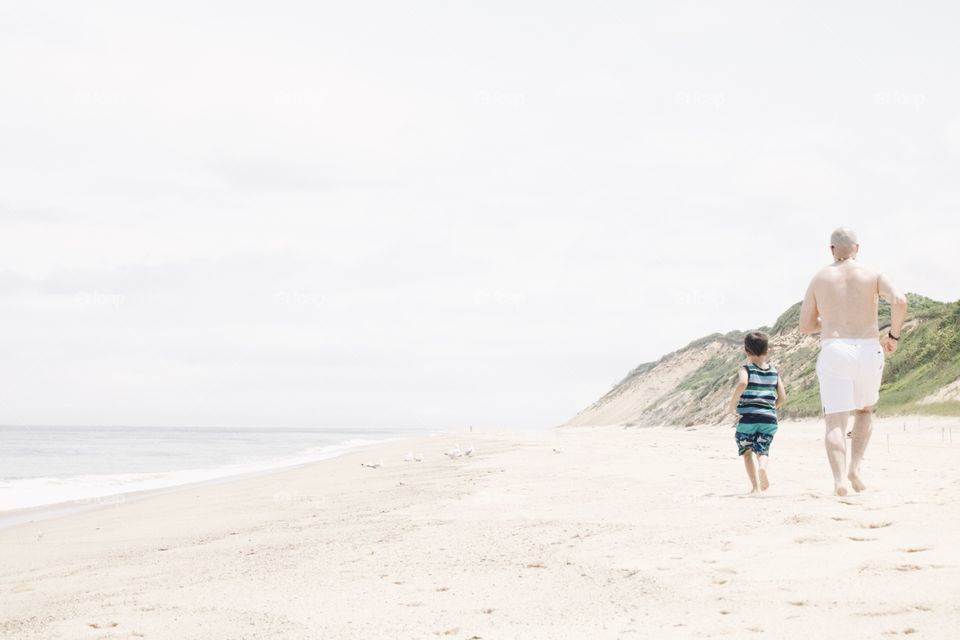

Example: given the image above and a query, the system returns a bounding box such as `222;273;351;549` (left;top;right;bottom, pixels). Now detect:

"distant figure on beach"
728;332;787;493
799;228;908;496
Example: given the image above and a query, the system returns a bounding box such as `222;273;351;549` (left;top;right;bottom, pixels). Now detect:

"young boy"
728;331;787;493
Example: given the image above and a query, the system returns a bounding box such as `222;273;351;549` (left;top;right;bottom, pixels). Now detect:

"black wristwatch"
888;330;900;341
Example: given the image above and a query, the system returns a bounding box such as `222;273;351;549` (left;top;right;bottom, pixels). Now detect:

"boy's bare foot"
758;469;770;491
749;486;760;494
848;470;866;493
834;485;849;497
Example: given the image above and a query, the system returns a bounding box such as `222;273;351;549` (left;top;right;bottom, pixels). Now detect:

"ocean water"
0;425;430;512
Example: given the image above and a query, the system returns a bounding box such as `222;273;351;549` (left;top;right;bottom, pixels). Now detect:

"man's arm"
728;367;749;416
799;280;821;334
878;273;908;354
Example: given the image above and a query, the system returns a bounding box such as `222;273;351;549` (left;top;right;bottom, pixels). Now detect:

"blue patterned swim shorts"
736;431;774;456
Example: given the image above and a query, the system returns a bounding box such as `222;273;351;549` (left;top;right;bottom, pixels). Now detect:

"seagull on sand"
463;443;475;457
403;451;414;462
444;446;462;459
413;453;424;462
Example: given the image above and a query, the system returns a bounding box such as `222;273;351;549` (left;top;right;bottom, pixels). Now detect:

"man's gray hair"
830;227;859;258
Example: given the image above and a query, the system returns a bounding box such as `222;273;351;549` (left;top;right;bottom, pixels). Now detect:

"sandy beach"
2;417;958;639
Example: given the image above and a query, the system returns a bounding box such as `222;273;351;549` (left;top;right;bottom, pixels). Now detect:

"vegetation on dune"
678;355;736;392
879;293;944;327
771;302;802;335
898;401;960;417
877;298;960;413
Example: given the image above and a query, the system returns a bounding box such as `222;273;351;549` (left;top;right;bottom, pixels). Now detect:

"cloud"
0;204;64;223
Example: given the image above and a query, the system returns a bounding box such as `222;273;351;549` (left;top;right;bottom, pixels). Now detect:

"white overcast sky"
1;1;958;429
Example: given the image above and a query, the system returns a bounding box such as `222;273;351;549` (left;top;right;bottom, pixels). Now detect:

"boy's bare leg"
757;455;770;491
743;451;759;493
825;411;850;496
848;407;874;492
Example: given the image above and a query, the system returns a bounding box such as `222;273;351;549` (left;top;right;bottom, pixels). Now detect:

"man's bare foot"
758;469;770;491
834;485;849;497
848;471;866;493
749;486;760;494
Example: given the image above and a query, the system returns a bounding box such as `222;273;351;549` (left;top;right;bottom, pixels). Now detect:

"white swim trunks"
816;338;885;414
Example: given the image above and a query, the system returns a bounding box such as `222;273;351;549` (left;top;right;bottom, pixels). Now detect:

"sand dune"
1;417;958;639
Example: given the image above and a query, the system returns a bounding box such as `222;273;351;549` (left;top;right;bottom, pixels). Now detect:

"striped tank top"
736;363;779;435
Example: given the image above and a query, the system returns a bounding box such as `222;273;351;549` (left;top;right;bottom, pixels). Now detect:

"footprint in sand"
848;536;878;542
858;521;894;529
854;606;931;617
87;622;119;629
783;514;817;525
898;547;930;553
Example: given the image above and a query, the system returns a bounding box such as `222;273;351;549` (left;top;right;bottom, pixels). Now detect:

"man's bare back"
800;260;889;340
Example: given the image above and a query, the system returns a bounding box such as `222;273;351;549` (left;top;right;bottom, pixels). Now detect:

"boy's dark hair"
744;331;769;356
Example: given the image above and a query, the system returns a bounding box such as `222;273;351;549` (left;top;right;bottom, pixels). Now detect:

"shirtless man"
799;228;908;496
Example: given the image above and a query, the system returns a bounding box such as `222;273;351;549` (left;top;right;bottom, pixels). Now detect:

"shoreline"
0;431;444;531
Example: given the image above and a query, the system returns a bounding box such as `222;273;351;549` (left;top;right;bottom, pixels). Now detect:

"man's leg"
824;411;850;495
757;454;770;491
742;450;759;493
848;407;874;492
